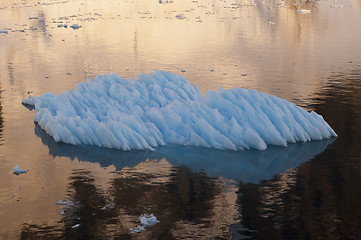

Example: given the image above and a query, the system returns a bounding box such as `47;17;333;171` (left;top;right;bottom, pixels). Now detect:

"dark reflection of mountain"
110;165;221;238
19;169;124;240
61;169;114;239
20;155;223;239
237;69;361;239
35;123;334;184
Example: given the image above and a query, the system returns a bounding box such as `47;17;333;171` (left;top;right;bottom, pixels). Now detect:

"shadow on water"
20;169;120;240
34;123;335;184
236;68;361;239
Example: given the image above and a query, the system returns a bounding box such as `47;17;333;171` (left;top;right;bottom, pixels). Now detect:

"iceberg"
23;70;336;151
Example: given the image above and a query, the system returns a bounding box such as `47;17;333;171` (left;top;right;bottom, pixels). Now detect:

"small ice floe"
140;214;160;227
130;213;160;234
130;226;145;234
175;14;186;20
56;200;75;206
297;9;311;14
70;24;81;29
101;204;111;210
330;4;343;8
56;199;75;215
72;224;80;228
12;165;28;175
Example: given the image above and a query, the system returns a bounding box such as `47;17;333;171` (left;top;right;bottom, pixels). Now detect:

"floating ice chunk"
72;224;80;228
176;14;186;20
140;213;160;227
70;24;81;29
56;200;75;206
13;165;28;175
330;4;343;8
297;9;311;14
130;226;145;234
23;71;337;151
130;213;160;233
101;204;111;210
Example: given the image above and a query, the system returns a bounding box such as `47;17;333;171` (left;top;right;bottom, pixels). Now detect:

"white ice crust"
22;70;337;151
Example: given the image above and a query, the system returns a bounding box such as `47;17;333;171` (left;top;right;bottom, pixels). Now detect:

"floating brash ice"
22;71;337;151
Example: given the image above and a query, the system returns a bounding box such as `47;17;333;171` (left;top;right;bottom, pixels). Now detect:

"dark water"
238;69;361;239
1;0;361;239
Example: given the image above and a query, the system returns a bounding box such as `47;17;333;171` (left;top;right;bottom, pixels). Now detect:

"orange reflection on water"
1;0;361;238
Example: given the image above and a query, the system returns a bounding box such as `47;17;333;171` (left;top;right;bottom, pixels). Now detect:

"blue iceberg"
23;70;336;151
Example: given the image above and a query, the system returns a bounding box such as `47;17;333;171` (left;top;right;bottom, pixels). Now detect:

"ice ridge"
22;70;337;151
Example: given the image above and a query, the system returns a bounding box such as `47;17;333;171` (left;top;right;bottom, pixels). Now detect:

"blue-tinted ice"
23;71;337;151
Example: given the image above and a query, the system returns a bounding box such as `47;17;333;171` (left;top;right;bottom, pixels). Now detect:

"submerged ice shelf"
23;70;337;151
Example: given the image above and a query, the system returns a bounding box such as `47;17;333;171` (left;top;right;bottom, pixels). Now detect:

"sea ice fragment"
12;165;28;175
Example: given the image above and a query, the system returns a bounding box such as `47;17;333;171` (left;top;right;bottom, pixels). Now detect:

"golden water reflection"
1;0;360;101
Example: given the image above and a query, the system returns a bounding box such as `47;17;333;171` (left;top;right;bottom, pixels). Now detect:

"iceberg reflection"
35;123;335;183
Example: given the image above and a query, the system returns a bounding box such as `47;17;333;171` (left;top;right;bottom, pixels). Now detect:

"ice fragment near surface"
13;165;28;175
297;9;311;13
22;71;337;151
130;213;160;234
140;213;160;227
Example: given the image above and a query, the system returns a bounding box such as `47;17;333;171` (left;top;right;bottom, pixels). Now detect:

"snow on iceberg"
22;70;337;151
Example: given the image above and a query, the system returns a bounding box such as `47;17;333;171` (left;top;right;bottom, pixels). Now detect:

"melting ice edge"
23;70;337;151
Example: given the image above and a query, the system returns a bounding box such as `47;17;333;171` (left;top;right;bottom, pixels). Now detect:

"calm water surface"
0;0;361;239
